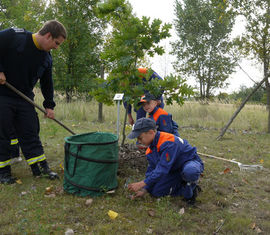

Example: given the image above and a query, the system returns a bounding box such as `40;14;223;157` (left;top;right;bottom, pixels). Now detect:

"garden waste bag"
64;132;118;197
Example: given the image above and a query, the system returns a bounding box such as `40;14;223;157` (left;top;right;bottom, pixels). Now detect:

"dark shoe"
41;165;59;180
39;161;59;180
31;163;42;177
183;185;202;205
0;172;17;184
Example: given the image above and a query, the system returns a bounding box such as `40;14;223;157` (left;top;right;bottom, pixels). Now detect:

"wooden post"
216;77;268;140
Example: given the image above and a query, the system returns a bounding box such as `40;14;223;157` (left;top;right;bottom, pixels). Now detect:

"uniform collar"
32;34;42;50
149;106;159;116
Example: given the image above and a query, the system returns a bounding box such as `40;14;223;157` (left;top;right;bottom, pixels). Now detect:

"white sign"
113;93;124;101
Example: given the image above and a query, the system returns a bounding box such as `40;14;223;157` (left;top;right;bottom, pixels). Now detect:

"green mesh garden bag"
63;132;118;197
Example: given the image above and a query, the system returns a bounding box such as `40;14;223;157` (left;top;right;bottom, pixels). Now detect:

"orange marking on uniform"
152;108;168;122
157;132;175;152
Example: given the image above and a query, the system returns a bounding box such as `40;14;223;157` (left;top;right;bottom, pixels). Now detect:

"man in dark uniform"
0;20;67;184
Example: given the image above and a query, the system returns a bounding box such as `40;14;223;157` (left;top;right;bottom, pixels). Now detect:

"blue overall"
144;132;204;198
149;107;180;137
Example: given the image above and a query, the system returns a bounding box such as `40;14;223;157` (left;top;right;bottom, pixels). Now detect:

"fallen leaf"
16;179;22;184
44;193;56;198
59;163;64;170
85;198;93;206
260;159;264;164
251;223;256;230
233;187;239;193
148;209;155;217
178;207;185;215
223;168;231;174
106;189;116;194
65;228;74;235
45;186;53;194
242;178;249;185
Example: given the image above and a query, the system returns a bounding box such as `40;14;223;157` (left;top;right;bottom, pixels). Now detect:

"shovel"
5;81;76;135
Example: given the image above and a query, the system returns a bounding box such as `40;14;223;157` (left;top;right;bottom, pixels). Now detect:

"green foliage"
229;84;267;104
0;0;46;31
91;0;192;107
46;0;105;101
172;0;237;99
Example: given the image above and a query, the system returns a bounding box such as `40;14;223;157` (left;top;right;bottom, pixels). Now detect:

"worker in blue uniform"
124;68;164;125
0;20;67;184
138;93;180;137
127;118;204;204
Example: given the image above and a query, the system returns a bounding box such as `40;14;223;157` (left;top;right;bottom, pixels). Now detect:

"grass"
1;92;270;234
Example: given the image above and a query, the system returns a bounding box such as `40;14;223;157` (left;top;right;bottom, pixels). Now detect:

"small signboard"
113;93;124;101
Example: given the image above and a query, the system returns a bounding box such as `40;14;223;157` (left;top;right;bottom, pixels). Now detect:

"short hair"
38;20;67;39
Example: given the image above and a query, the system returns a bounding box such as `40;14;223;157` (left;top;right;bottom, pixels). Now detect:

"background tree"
230;85;266;104
0;0;46;30
171;0;237;99
46;0;105;102
233;0;270;133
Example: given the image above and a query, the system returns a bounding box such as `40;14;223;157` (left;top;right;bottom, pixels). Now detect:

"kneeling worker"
127;118;204;204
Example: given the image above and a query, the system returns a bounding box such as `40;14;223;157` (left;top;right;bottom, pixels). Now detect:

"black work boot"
39;160;59;180
31;163;42;177
183;185;202;205
0;172;17;184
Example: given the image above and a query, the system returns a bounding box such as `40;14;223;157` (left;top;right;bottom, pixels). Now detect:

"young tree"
172;0;237;99
91;0;193;144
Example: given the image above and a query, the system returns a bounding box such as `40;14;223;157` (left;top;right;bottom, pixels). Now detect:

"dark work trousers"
10;130;20;158
0;96;45;174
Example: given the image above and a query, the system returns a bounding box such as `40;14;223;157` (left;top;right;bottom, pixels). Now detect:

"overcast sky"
128;0;263;93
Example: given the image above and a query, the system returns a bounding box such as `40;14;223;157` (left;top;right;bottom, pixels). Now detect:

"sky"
128;0;263;94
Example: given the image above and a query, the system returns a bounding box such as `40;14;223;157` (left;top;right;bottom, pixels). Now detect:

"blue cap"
138;93;158;105
127;118;156;139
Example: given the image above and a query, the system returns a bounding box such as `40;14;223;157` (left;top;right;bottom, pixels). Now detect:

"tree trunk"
98;65;105;122
217;76;268;140
266;78;270;133
65;88;71;103
121;107;128;146
98;103;103;122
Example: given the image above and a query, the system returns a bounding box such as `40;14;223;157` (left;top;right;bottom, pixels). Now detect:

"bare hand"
0;72;6;85
131;189;147;200
45;108;55;119
128;114;135;126
128;181;146;192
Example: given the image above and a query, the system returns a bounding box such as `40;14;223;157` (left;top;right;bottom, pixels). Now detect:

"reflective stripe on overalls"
0;159;11;168
26;154;46;165
10;138;19;145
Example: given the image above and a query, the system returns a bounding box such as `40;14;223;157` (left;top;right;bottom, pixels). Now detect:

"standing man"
0;20;67;184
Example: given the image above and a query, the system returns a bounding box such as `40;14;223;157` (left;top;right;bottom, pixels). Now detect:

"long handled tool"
198;152;264;171
5;81;76;135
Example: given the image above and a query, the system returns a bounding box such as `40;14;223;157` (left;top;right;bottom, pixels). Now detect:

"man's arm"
39;54;56;113
0;29;14;75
